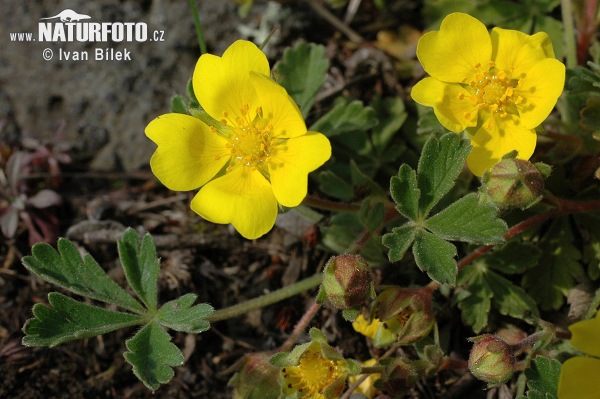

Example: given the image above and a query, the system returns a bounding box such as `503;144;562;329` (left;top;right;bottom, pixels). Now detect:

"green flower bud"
319;255;375;309
371;287;435;347
228;353;281;399
481;158;545;210
468;334;516;386
380;358;419;396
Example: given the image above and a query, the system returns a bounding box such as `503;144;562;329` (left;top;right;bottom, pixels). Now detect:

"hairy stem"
189;0;207;55
280;301;321;352
206;274;322;322
302;195;361;212
561;0;577;67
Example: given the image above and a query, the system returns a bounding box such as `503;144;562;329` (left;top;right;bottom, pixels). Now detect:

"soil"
0;1;492;398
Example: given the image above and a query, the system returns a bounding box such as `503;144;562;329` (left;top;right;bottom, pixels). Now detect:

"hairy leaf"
524;357;561;399
413;229;457;285
124;321;185;392
390;164;420;221
157;293;213;333
310;99;377;138
118;229;160;311
417;133;471;217
22;239;144;313
486;270;539;320
276;42;329;117
486;241;541;274
456;266;492;333
383;224;417;262
424;193;507;244
23;292;144;347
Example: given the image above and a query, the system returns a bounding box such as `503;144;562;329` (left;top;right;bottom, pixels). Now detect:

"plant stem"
426;198;600;291
189;0;207;55
360;366;385;374
280;301;321;351
206;274;322;322
561;0;577;67
302;195;361;212
585;286;600;319
259;25;281;50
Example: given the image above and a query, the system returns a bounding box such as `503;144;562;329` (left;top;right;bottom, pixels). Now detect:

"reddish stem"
279;301;321;352
302;195;361;212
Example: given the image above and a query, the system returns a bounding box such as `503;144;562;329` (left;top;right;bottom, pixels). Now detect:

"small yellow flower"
352;314;381;339
411;13;565;176
348;359;381;399
145;40;331;239
281;342;347;398
558;312;600;399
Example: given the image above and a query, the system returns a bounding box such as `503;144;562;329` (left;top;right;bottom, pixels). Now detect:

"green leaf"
486;271;539;320
268;352;289;367
359;199;385;232
124;321;184;392
309;99;377;138
157;293;213;333
417;133;471;217
23;292;144;347
523;217;585;310
486;241;541;274
424;193;507;244
390;164;420;221
456;266;492;333
524;357;561;399
413;229;457;285
276;42;329;117
581;96;600;132
22;239;144;313
171;95;188;115
318;171;354;200
371;96;407;153
383;224;418;262
118;229;160;311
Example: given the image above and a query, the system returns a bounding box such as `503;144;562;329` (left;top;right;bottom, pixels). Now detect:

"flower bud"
371;287;435;347
468;334;516;386
319;255;375;309
228;353;281;399
380;358;418;396
481;158;545;210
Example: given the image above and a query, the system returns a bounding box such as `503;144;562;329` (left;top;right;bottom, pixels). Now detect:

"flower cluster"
411;13;565;176
558;312;600;399
146;40;331;239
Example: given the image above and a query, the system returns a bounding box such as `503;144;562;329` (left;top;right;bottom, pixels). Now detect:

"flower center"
219;104;274;172
282;345;342;397
459;63;525;127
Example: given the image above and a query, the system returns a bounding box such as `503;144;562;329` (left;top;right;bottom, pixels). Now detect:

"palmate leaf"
413;229;458;285
22;238;144;313
157;293;213;333
522;357;561;399
124;321;185;392
310;99;377;138
23;292;145;347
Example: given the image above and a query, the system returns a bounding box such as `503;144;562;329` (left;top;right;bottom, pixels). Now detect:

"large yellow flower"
558;312;600;399
411;13;565;176
145;41;331;239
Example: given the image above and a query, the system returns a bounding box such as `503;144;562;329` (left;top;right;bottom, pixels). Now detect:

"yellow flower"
281;342;347;398
558;312;600;399
145;40;331;239
352;314;381;339
411;13;565;176
348;359;381;399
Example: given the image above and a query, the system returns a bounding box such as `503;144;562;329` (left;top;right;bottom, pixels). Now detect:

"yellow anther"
237;118;245;126
515;96;523;104
474;62;481;69
214;155;221;160
226;166;233;172
500;111;508;118
488;61;495;67
505;87;514;97
223;111;229;117
469;95;478;105
225;142;232;148
486;121;493;130
464;112;471;120
251;166;257;171
517;79;524;88
221;119;228;126
268;124;274;130
497;71;507;80
489;104;499;112
458;93;465;100
256;106;261;115
209;126;217;132
244;103;249;110
461;77;467;83
240;107;247;115
474;73;484;81
509;65;514;72
470;81;476;87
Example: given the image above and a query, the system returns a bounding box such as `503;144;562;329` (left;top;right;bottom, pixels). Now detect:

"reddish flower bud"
468;334;516;386
319;255;375;309
229;353;281;399
380;358;419;396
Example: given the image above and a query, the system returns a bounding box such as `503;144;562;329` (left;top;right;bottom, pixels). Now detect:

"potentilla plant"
19;4;600;399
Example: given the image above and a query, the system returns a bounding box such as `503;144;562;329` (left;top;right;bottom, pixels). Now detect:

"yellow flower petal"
190;166;278;239
348;359;380;399
249;72;307;139
193;40;270;124
417;13;492;83
514;57;565;129
352;315;381;339
491;28;555;79
411;77;478;132
145;113;229;191
268;132;331;207
569;313;600;357
466;115;536;176
558;357;600;399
